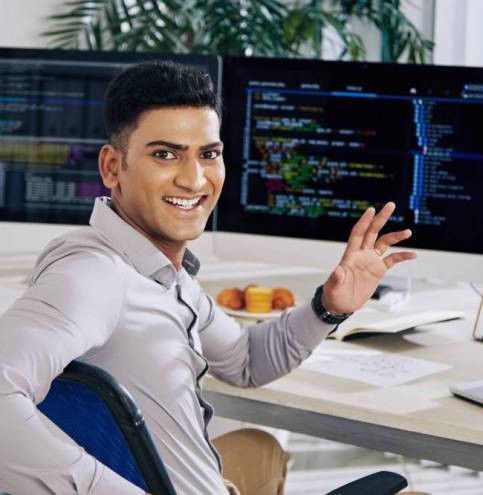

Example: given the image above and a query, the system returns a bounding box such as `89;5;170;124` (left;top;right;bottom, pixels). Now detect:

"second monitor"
219;56;483;256
0;48;219;226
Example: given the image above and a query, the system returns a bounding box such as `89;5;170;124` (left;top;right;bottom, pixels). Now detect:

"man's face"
105;106;224;245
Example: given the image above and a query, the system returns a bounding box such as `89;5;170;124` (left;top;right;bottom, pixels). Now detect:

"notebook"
330;309;465;341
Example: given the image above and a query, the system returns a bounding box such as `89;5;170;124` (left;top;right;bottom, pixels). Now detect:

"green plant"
337;0;434;62
43;0;433;63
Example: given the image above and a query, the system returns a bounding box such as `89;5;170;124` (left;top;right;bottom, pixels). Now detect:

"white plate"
221;305;298;320
221;307;282;320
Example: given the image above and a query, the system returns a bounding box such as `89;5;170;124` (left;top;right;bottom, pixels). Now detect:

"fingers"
374;229;412;254
343;207;376;257
383;251;417;269
343;202;413;264
361;202;396;250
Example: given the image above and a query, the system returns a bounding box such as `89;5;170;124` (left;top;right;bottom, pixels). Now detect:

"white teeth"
164;196;202;209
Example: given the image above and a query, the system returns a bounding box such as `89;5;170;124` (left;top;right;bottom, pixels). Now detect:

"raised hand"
322;202;417;314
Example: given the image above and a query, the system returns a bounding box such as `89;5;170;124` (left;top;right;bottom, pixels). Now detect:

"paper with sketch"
301;350;451;387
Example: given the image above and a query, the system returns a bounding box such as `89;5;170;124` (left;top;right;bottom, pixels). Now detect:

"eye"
201;149;221;160
152;150;177;160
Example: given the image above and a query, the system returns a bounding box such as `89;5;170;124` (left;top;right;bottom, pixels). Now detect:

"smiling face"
99;106;225;257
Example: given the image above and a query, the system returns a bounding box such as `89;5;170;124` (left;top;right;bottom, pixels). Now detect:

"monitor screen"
219;56;483;255
0;48;219;226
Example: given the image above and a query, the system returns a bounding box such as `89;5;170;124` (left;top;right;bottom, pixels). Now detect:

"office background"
1;1;482;493
1;0;482;286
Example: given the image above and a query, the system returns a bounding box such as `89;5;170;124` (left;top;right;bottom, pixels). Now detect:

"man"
0;61;416;495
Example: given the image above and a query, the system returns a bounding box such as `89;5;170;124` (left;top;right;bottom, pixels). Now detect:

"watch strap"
311;285;353;325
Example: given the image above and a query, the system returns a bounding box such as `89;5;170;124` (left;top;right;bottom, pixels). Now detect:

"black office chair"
37;361;407;495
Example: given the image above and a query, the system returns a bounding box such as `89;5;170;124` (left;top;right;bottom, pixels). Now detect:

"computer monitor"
0;47;219;232
218;56;483;280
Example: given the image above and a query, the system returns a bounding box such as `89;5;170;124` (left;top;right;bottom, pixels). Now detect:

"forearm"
203;304;334;388
242;304;333;386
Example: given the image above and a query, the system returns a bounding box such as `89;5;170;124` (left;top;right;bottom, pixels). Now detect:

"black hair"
104;60;221;148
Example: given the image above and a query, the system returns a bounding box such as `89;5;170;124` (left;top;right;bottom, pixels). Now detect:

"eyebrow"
145;140;223;151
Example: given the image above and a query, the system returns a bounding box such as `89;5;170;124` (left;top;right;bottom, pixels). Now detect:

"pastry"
217;285;295;313
216;288;244;310
272;287;295;310
245;286;273;313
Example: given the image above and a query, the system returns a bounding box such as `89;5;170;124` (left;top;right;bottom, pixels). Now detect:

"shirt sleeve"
197;289;335;388
0;250;143;495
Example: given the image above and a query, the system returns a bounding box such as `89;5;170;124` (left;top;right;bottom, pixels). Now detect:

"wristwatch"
311;285;353;325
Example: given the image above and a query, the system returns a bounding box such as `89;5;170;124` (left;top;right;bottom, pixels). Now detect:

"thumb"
329;265;345;287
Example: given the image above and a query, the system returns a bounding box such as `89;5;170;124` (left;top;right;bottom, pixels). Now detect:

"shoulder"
30;227;126;289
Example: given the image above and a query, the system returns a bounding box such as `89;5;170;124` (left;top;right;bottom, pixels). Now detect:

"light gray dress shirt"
0;197;334;495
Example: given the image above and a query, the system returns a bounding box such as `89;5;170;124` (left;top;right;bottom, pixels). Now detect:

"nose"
174;158;207;192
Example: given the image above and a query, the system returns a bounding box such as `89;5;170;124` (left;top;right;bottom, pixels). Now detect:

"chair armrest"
325;470;408;495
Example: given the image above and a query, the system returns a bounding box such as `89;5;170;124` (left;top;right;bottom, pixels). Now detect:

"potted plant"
44;0;433;63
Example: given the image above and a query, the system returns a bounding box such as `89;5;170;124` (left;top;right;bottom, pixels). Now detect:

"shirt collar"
89;197;200;286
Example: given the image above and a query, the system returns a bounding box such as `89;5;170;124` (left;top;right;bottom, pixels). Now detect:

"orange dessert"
245;286;273;313
242;284;258;299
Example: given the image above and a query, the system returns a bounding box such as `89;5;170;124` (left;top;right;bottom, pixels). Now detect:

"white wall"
0;0;65;48
434;0;483;66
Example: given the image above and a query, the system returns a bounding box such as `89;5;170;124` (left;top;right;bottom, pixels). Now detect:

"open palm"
322;203;417;314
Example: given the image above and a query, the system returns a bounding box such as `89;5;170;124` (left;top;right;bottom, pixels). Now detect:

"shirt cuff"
287;303;336;349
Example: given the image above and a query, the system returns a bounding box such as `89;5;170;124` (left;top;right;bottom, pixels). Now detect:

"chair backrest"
38;361;177;495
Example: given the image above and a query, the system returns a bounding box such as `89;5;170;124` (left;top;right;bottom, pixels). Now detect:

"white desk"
200;272;483;471
1;262;482;471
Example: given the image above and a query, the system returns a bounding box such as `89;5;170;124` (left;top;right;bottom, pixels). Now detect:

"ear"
98;144;123;189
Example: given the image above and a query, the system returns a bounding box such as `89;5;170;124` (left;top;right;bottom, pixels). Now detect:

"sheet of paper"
301;350;451;387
